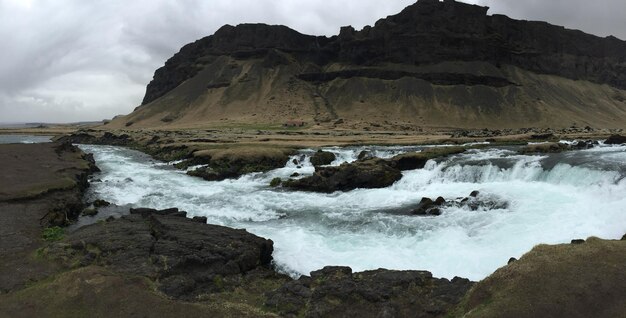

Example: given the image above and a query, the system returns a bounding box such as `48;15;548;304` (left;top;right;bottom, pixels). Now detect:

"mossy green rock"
269;177;282;187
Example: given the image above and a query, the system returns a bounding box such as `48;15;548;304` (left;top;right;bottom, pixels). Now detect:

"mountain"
108;0;626;130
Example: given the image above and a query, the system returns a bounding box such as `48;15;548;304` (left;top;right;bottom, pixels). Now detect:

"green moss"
213;275;225;291
269;178;282;187
42;226;65;242
34;247;48;258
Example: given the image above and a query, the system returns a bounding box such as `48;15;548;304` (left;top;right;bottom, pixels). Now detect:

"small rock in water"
571;239;585;244
357;150;373;160
435;196;446;205
290;172;300;177
411;191;508;217
412;197;442;216
82;207;98;217
93;199;110;207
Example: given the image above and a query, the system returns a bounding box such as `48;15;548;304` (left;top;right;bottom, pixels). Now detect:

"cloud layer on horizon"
0;0;623;123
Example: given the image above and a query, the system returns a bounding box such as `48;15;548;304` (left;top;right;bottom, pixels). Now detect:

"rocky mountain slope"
108;0;626;130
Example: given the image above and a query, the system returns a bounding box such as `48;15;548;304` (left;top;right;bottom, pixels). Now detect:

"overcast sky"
1;0;624;123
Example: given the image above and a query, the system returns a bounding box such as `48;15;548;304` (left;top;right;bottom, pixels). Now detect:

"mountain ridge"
109;0;626;129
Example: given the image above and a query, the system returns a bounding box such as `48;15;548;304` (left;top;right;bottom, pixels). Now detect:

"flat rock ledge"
266;266;473;318
47;209;274;299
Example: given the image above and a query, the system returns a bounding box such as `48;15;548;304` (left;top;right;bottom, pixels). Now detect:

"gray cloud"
0;0;623;123
475;0;626;40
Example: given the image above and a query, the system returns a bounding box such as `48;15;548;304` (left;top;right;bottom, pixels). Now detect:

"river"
78;143;626;280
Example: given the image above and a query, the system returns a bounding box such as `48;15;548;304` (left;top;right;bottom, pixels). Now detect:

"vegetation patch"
42;226;65;242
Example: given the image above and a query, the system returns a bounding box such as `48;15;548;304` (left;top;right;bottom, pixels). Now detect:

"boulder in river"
412;197;444;216
283;158;402;193
604;134;626;144
185;147;293;181
310;150;336;166
389;147;466;171
92;199;110;207
357;150;374;161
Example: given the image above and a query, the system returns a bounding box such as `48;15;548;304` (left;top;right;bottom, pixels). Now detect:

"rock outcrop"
47;209;274;299
266;266;473;318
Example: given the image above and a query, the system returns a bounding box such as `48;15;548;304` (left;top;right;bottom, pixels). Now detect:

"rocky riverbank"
0;142;97;292
1;134;625;317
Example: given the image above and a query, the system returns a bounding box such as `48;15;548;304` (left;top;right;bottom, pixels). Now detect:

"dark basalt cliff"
142;0;626;106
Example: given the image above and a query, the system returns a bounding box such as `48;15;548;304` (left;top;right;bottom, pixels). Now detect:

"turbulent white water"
79;144;626;281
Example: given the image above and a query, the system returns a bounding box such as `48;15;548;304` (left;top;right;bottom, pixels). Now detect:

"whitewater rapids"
79;144;626;281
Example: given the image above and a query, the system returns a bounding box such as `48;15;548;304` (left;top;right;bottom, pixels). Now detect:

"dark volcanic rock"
92;199;110;208
142;0;626;105
265;266;473;318
412;197;443;216
283;159;402;193
284;148;466;193
357;150;374;161
185;150;290;181
48;210;274;299
605;134;626;145
310;150;336;166
519;142;570;154
129;207;187;218
389;147;466;171
187;166;239;181
412;191;509;216
57;132;133;146
572;140;598;149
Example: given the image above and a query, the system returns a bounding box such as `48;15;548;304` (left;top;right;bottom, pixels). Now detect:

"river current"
79;143;626;280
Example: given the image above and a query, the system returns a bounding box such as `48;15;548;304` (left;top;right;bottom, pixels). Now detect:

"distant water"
0;135;52;144
80;143;626;281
